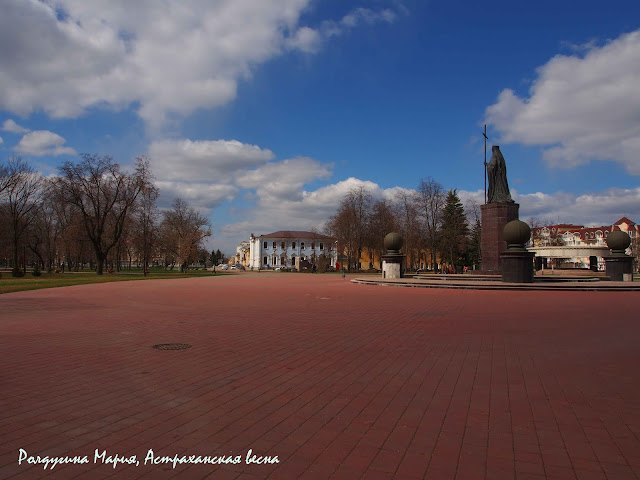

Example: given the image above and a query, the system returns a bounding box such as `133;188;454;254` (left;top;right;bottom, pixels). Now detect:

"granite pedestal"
382;254;405;279
501;251;535;283
605;256;634;282
481;202;519;273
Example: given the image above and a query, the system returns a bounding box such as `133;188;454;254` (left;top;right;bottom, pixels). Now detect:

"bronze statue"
485;145;513;203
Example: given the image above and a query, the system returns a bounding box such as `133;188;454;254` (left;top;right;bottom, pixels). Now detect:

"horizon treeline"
0;155;211;276
325;179;481;272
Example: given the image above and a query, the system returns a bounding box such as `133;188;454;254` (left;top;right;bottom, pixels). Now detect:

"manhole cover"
152;343;192;350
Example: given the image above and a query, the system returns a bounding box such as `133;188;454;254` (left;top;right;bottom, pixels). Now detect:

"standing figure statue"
485;145;514;203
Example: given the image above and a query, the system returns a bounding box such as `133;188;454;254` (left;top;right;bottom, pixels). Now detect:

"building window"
281;256;286;265
291;255;296;265
311;242;315;249
263;256;268;265
263;241;268;249
292;242;296;249
273;255;278;265
281;242;285;249
273;241;276;249
320;243;324;250
301;242;305;250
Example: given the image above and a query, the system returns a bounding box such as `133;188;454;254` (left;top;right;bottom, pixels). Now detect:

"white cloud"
0;1;401;130
340;7;397;27
485;29;640;174
218;177;401;251
1;119;30;134
289;6;398;52
0;136;3;145
284;26;322;53
14;130;76;156
149;139;274;182
513;187;640;227
236;157;332;201
147;139;335;238
155;181;237;212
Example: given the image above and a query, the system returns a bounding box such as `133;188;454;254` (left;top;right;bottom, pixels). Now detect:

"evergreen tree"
210;248;224;265
439;189;468;267
466;217;481;268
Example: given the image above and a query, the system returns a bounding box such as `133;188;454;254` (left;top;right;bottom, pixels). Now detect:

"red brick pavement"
1;273;639;479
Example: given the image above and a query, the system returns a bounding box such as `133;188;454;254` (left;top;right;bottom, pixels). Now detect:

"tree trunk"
96;252;106;275
12;225;20;269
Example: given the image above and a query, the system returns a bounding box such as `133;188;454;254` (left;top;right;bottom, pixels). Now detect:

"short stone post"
500;220;535;283
381;232;405;279
605;231;633;281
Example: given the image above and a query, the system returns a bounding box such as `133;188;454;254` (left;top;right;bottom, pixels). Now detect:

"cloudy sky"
1;0;639;254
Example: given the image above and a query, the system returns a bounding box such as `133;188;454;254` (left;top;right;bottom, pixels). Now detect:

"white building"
248;231;337;270
234;241;250;266
529;217;639;270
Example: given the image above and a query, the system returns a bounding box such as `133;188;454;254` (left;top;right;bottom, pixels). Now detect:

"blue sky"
1;0;639;254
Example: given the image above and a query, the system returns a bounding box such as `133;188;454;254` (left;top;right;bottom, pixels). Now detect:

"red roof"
614;217;636;226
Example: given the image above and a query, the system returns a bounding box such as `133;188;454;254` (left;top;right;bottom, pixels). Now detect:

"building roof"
260;230;335;240
614;216;636;226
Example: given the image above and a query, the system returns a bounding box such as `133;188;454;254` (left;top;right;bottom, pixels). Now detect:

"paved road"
1;274;639;479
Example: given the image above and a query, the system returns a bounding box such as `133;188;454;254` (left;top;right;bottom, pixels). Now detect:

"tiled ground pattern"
1;273;639;479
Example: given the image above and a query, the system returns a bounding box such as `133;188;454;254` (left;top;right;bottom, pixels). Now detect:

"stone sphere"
384;232;403;253
607;230;631;253
503;220;531;249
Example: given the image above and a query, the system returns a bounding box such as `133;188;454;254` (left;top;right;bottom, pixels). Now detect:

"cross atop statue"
483;125;488;204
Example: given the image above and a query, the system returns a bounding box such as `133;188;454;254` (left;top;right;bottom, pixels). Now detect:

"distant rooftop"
258;230;335;240
614;216;636;226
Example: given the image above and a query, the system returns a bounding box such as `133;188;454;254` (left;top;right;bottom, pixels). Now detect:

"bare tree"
26;179;58;272
393;190;420;271
328;186;372;271
4;157;44;273
415;177;445;271
368;199;396;269
160;198;212;272
132;179;159;276
56;154;152;275
0;159;16;195
49;183;89;271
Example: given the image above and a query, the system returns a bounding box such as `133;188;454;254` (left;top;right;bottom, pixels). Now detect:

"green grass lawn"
0;269;224;294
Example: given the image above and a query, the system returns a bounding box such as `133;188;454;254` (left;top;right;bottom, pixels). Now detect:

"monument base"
500;251;535;283
481;202;519;273
382;254;405;279
605;256;633;282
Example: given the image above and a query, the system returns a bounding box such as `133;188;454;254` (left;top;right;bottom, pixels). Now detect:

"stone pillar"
500;219;535;283
605;231;633;281
481;202;519;273
381;255;404;279
381;232;405;279
605;257;633;281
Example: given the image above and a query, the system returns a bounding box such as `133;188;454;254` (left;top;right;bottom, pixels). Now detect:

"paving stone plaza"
1;273;640;479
